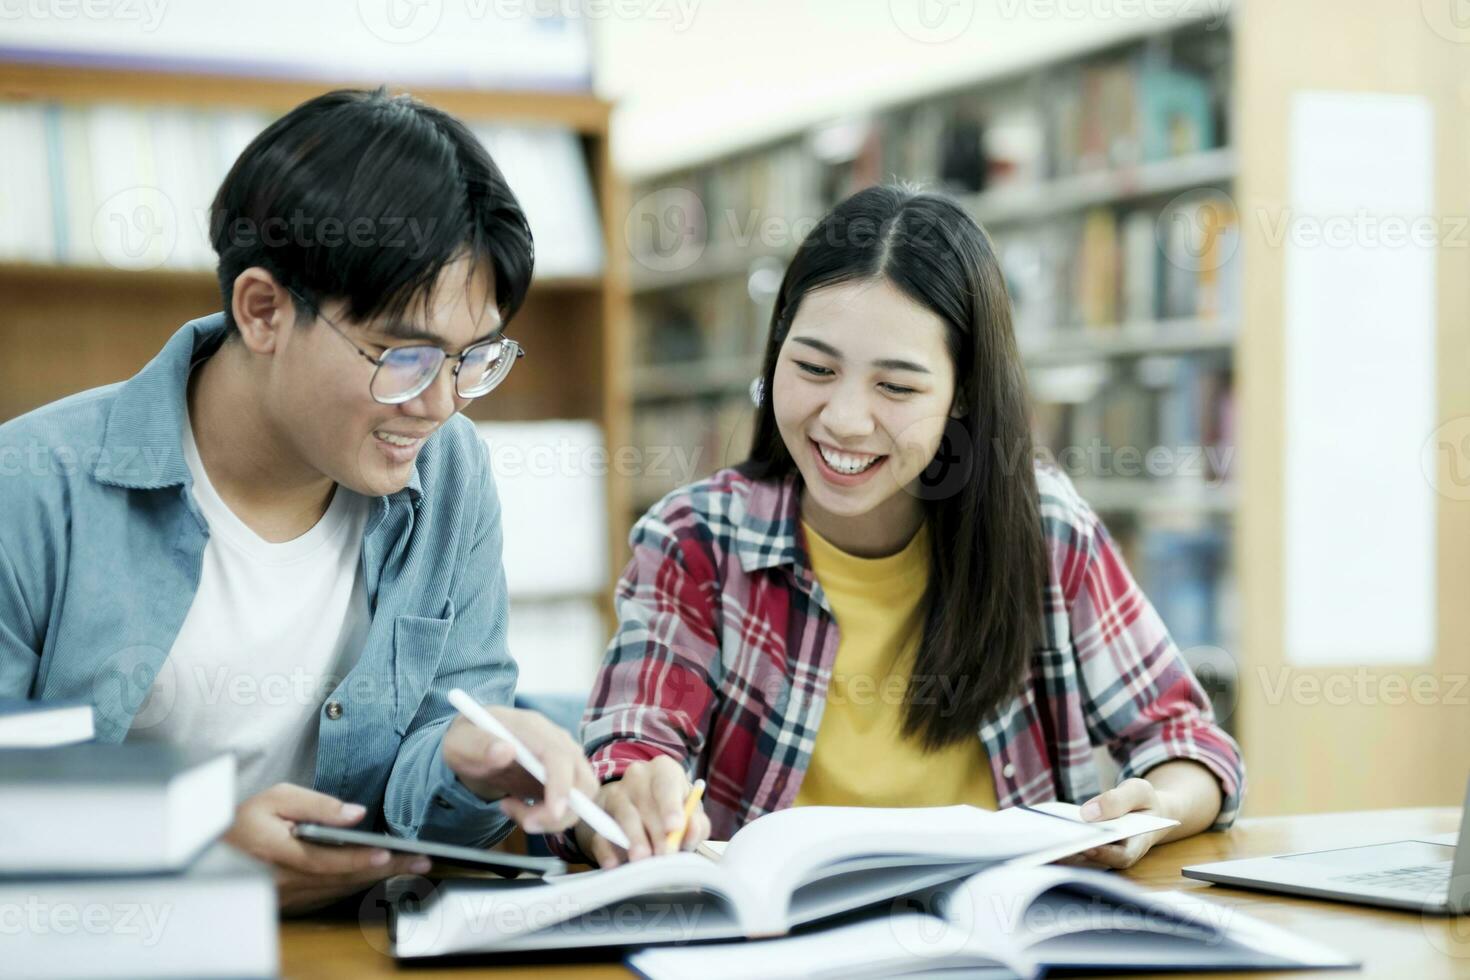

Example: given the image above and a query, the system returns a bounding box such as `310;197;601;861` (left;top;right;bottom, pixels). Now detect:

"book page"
718;805;1102;933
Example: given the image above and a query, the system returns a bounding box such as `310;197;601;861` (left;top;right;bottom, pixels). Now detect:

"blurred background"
1;0;1466;817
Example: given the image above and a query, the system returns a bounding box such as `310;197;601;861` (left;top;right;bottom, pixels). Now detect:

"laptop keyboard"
1334;863;1451;893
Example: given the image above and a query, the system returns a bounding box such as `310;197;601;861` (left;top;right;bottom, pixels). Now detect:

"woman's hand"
1073;777;1177;870
573;755;711;869
223;783;430;915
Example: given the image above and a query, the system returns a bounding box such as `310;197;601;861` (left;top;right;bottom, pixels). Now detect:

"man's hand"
440;705;599;834
222;783;428;915
573;755;710;869
1073;777;1176;869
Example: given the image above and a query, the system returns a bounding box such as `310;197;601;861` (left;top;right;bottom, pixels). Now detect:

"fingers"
604;787;656;862
1080;778;1154;822
537;751;573;829
1078;842;1136;869
264;782;367;827
682;807;712;852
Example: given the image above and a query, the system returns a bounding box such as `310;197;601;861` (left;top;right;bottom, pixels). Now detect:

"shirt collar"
93;313;226;491
734;472;806;573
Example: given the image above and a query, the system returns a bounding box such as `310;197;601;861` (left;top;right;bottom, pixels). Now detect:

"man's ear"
231;267;296;356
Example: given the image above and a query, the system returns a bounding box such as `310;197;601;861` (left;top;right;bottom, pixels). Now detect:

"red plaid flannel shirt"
553;463;1243;856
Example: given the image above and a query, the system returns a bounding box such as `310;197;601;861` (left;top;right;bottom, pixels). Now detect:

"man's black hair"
209;87;535;334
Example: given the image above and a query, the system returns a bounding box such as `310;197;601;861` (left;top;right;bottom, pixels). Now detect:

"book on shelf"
628;864;1354;980
388;803;1176;959
0;99;604;278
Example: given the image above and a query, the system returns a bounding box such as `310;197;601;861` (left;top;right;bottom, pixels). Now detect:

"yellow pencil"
665;779;706;851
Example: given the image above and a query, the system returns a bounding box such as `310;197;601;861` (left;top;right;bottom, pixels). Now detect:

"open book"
628;864;1358;979
391;803;1174;959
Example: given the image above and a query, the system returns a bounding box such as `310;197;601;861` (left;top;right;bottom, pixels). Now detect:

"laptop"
1182;780;1470;915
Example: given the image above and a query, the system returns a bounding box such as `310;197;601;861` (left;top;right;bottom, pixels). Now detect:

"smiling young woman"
561;184;1244;871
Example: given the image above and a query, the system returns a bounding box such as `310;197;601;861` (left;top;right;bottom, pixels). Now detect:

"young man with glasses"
0;89;598;912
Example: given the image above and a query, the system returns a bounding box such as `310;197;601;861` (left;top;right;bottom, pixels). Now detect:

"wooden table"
280;807;1470;978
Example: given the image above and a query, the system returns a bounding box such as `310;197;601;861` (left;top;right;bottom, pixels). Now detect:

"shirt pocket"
392;600;455;736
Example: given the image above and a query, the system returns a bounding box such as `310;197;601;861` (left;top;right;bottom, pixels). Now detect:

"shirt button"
433;796;454;811
1002;763;1016;779
325;700;344;720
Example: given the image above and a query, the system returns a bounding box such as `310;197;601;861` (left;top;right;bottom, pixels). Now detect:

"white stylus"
447;688;632;850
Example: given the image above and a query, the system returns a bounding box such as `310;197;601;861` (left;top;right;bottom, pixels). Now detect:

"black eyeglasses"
291;290;524;405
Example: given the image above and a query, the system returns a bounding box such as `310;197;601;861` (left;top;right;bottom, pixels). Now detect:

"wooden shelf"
961;148;1237;227
0;261;606;294
0;61;610;134
1019;317;1239;365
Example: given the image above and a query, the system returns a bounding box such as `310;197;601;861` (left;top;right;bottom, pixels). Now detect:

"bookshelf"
626;17;1240;666
623;6;1470;817
0;61;634;673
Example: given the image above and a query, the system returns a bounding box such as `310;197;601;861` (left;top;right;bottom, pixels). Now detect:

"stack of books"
0;717;277;979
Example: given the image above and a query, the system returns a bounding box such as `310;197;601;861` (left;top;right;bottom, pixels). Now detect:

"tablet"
292;823;566;877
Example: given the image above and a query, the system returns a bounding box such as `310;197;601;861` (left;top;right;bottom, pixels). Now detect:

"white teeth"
817;443;881;475
376;431;419;448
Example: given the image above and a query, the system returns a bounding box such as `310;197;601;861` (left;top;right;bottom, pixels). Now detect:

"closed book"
1;841;277;979
0;744;235;875
0;699;95;748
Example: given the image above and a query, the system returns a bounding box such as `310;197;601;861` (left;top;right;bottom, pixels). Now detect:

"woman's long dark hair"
741;184;1048;749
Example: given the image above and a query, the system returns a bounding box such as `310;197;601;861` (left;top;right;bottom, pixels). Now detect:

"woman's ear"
949;389;968;419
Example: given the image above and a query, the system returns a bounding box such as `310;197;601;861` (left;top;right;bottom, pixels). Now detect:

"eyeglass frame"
287;287;525;406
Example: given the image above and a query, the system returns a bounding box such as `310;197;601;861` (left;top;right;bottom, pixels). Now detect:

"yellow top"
793;520;997;810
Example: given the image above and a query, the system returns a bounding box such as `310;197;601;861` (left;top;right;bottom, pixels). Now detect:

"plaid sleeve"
545;500;725;863
580;497;723;785
1058;489;1245;830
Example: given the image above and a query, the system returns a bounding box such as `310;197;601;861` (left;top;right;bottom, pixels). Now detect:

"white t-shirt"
126;415;371;801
